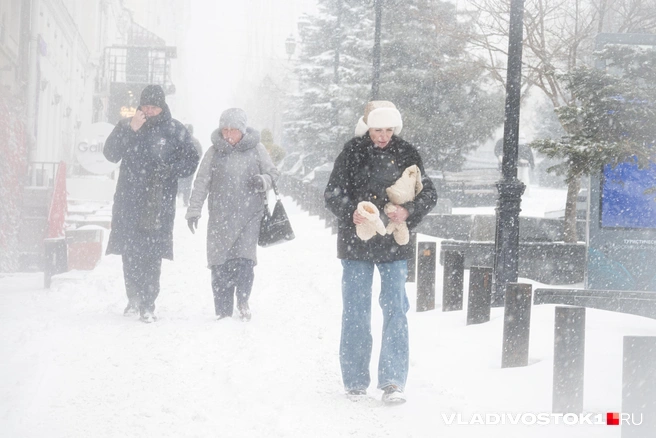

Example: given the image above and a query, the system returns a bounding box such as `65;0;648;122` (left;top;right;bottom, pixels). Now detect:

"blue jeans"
340;259;409;391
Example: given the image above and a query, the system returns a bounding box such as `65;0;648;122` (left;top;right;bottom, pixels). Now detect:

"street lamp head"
285;34;296;60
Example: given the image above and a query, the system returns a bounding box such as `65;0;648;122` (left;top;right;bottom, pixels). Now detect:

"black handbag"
258;182;295;247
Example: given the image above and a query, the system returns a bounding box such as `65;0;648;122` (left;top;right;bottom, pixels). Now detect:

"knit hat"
140;84;166;108
219;108;248;134
354;100;403;136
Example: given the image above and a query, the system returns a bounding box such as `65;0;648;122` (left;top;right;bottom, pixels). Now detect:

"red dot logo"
606;412;620;426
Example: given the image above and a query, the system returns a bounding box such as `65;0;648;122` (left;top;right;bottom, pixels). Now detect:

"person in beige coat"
186;108;279;321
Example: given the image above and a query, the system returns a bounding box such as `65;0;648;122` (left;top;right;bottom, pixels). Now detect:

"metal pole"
332;0;343;129
371;0;382;100
492;0;526;306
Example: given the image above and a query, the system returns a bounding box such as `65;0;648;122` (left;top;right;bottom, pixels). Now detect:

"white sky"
2;187;655;437
183;0;316;143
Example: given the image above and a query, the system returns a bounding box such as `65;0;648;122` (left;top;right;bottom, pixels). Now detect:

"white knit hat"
354;100;403;136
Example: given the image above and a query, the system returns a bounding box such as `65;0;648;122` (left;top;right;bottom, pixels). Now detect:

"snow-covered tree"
379;0;503;169
532;45;656;242
285;0;503;168
284;0;374;161
458;0;656;239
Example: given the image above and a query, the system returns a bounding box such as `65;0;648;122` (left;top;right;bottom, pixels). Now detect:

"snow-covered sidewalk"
1;196;654;437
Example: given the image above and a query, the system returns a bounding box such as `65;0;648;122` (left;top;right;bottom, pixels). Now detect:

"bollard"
466;266;493;325
43;237;68;288
416;241;436;312
622;336;656;438
406;232;417;283
552;306;586;413
442;250;464;311
501;283;532;368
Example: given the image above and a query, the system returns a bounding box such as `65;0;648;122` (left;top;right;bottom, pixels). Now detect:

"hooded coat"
104;105;200;259
324;133;437;262
186;127;279;267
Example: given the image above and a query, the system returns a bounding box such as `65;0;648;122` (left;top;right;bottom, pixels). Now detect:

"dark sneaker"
381;385;406;405
139;311;157;324
237;302;251;322
123;302;139;316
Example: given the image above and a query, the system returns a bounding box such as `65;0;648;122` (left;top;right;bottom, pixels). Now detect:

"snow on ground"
1;186;655;437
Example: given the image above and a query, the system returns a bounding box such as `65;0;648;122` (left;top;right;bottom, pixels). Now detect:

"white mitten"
384;203;410;245
355;201;386;241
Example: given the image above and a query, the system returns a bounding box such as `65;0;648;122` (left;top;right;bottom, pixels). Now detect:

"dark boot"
212;264;235;318
234;258;255;322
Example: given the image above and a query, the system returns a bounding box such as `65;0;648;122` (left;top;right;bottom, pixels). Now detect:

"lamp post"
371;0;383;100
285;34;296;60
492;0;526;307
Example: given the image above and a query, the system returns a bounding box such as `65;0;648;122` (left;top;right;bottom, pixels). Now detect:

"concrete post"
501;282;532;368
552;306;586;413
416;241;436;311
442;250;464;311
466;266;492;325
622;336;656;437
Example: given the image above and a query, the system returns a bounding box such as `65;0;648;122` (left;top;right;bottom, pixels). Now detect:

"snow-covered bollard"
43;237;68;288
622;336;656;437
501;282;532;368
466;266;493;325
552;306;586;413
442;250;464;312
416;241;436;312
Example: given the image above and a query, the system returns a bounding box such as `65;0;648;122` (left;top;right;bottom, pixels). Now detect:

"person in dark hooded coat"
104;84;200;323
177;124;203;207
185;108;279;321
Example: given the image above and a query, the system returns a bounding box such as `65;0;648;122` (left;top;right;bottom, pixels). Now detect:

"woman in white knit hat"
324;101;438;404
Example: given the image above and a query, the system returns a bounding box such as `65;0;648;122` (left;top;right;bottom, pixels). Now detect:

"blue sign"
601;161;656;229
587;164;656;291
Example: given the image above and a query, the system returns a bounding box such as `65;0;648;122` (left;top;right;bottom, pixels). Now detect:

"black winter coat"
324;133;437;262
104;105;200;259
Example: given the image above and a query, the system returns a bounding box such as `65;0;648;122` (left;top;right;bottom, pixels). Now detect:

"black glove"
187;217;198;234
248;175;265;192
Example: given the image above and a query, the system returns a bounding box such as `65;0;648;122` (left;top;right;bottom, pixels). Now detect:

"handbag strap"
272;180;281;199
264;180;281;210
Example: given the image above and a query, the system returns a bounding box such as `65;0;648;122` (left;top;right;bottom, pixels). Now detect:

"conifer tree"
532;45;656;242
285;0;503;169
284;0;373;161
380;0;503;169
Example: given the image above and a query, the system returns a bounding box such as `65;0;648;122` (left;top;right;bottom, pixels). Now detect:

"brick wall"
0;90;28;272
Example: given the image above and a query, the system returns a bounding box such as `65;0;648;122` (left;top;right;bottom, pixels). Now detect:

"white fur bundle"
355;201;386;241
384;165;423;245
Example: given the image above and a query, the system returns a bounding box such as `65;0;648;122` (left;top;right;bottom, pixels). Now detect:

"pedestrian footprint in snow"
104;84;200;323
185;108;279;321
324;100;437;404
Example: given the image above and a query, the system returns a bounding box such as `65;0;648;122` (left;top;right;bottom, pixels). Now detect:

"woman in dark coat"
324;101;437;404
104;85;200;323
